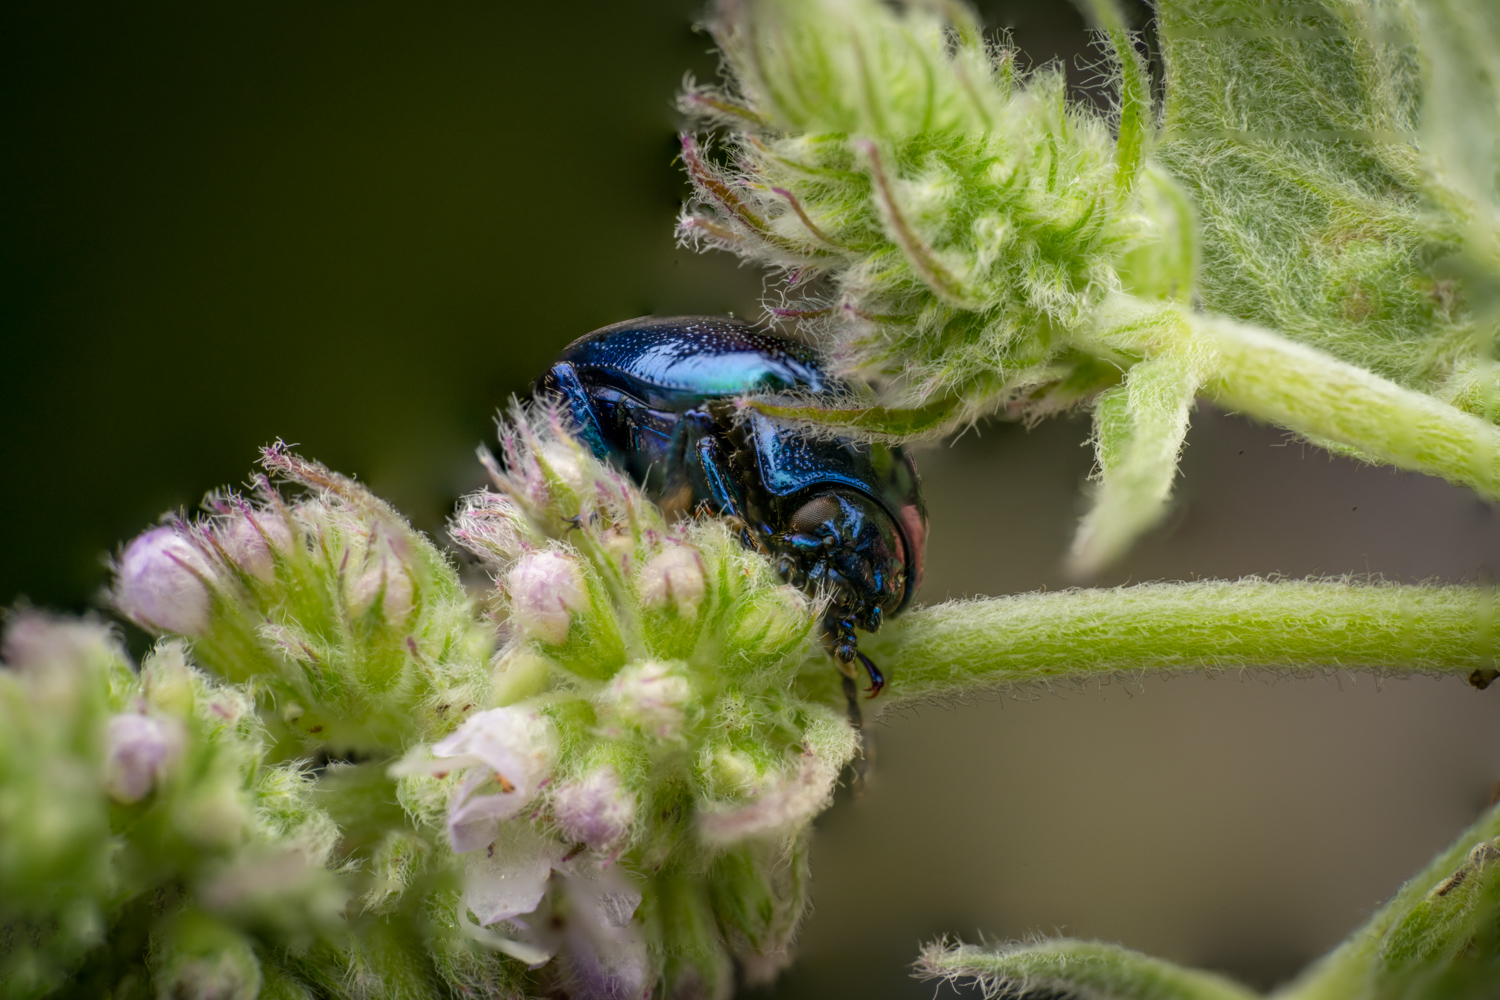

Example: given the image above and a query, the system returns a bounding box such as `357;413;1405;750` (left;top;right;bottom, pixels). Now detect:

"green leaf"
743;395;965;439
1155;0;1469;392
1071;350;1203;576
1283;801;1500;1000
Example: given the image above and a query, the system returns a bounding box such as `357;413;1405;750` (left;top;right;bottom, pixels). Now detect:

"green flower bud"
141;642;198;718
709;837;810;984
650;871;733;1000
490;647;555;707
598;660;695;741
150;910;263;1000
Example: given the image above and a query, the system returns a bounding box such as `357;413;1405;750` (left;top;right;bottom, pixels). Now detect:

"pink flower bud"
113;527;214;636
637;545;706;618
599;660;693;740
507;551;588;646
433;706;559;853
1;614;117;674
345;550;414;624
553;766;637;852
214;511;291;582
450;491;536;567
105;712;183;803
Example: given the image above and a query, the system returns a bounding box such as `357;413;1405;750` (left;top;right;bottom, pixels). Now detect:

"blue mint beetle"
533;315;927;700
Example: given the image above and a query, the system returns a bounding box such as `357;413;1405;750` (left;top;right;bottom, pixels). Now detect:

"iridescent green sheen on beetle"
533;316;928;702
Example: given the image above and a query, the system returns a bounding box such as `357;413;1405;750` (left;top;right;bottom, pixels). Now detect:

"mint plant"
680;0;1500;573
3;0;1500;998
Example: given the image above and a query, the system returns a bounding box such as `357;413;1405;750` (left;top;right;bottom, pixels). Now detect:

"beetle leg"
855;651;885;699
535;362;610;458
841;674;871;794
693;435;750;524
841;674;862;729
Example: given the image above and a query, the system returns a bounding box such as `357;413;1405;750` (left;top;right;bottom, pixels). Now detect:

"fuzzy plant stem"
1090;295;1500;498
917;938;1259;1000
1275;800;1500;1000
865;580;1495;706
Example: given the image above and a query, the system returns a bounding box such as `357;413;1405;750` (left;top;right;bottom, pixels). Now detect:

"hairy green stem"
1090;295;1500;499
918;938;1259;1000
1277;802;1500;1000
866;580;1495;706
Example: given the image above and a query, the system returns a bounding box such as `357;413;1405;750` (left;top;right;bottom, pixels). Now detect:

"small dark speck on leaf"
1468;668;1499;690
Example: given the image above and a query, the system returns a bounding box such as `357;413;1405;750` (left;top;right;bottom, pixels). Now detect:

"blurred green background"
4;2;1499;997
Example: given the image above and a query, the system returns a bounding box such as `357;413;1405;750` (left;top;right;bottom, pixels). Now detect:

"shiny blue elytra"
533;316;928;698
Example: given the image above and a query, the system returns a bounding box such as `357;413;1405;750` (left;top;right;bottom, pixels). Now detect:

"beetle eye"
789;493;841;534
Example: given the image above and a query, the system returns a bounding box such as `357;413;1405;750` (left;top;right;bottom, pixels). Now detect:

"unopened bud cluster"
679;0;1188;429
0;616;343;998
8;414;854;999
110;443;494;753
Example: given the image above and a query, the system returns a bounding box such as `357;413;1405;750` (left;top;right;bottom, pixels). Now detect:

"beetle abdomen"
552;316;830;407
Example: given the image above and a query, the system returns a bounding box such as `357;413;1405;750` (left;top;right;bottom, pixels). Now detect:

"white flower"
113;526;214;636
598;660;693;740
465;820;567;928
105;712;183;803
552;867;649;1000
507;550;588;645
637;545;706;618
553;766;637;852
463;822;648;995
433;707;559;853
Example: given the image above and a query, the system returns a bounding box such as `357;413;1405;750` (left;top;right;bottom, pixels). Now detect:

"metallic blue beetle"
534;316;927;701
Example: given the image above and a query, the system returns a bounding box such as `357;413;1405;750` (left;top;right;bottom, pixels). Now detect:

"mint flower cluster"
2;409;854;1000
0;617;343;999
681;0;1182;425
407;407;858;995
679;0;1171;425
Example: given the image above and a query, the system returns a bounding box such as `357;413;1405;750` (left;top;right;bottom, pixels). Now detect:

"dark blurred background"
4;2;1499;997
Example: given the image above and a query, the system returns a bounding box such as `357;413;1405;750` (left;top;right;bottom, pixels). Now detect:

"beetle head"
769;488;906;637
